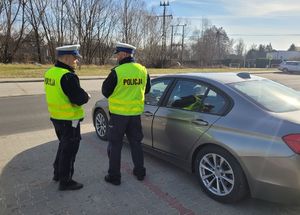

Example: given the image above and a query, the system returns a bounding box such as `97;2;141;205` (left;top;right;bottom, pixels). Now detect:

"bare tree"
38;0;69;62
0;2;4;34
138;12;162;67
94;0;119;64
1;0;239;66
0;0;27;63
234;39;245;57
25;0;47;63
191;25;232;66
119;0;155;47
121;0;140;44
66;0;110;63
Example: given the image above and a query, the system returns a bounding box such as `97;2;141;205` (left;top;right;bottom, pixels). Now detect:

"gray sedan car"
93;72;300;204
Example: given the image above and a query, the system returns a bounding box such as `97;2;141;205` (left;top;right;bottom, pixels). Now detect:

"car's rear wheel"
283;68;289;73
195;145;249;203
94;109;108;141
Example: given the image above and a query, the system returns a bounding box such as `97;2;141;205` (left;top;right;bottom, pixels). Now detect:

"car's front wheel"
94;109;108;141
195;145;249;203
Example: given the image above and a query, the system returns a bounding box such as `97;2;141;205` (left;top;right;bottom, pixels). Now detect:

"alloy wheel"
95;112;107;138
199;153;234;196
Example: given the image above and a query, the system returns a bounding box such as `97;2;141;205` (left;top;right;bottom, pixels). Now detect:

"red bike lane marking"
122;162;196;215
90;141;196;215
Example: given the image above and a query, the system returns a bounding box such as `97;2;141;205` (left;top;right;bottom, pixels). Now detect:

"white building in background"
267;51;300;61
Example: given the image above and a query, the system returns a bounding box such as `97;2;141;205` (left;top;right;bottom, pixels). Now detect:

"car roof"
157;72;266;84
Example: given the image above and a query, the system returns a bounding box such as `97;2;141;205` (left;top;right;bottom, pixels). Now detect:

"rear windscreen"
229;79;300;112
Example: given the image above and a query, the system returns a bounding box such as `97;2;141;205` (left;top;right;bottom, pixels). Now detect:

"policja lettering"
44;77;55;86
123;78;142;85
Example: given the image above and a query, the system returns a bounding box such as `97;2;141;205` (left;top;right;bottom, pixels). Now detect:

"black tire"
195;145;249;203
283;68;289;73
94;109;108;141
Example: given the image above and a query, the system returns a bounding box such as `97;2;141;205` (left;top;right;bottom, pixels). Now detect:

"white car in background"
278;61;300;73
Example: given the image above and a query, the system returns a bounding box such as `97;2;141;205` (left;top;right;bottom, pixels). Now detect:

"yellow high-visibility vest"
108;63;147;115
183;96;203;111
44;67;84;120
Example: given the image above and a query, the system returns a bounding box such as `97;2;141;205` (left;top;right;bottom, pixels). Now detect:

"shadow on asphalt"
1;132;300;215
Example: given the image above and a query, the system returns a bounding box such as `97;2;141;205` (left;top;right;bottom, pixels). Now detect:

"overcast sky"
147;0;300;50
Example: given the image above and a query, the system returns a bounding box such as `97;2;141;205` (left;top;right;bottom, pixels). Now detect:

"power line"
229;34;300;36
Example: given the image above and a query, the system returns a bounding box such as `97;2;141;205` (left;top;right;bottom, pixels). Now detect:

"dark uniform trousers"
51;120;81;182
107;113;145;178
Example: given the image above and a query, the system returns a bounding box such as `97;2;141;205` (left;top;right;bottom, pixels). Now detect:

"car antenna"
237;72;251;79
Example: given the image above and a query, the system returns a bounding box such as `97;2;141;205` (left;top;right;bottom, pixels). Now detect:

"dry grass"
0;63;277;78
0;64;112;78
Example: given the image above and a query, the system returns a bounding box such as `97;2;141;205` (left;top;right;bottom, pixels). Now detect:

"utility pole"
180;24;186;64
216;27;223;62
124;0;128;43
170;25;174;57
170;24;186;64
159;1;172;67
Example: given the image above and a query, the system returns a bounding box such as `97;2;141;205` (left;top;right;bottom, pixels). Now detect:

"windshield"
229;79;300;112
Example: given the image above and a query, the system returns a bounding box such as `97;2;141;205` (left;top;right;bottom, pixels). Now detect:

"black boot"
133;167;146;181
59;180;83;191
104;175;121;185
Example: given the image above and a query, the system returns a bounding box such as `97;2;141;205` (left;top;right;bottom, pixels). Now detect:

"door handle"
192;119;209;126
144;111;154;117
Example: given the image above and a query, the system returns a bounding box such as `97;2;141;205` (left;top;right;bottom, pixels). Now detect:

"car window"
145;79;171;106
229;79;300;112
202;89;226;114
165;80;226;114
286;62;300;66
166;80;207;111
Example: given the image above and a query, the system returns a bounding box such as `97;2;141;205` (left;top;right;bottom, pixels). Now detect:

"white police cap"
56;44;82;59
114;42;136;54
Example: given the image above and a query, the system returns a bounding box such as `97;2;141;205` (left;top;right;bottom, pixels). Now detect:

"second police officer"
44;44;90;191
102;42;151;185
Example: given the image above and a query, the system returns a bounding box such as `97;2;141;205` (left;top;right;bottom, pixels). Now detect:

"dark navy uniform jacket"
55;61;89;106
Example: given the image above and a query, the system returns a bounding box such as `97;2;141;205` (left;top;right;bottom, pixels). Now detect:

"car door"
152;79;228;160
289;62;297;72
296;62;300;72
141;78;173;147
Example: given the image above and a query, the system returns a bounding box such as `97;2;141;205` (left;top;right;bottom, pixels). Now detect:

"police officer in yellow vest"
44;44;90;191
102;42;151;185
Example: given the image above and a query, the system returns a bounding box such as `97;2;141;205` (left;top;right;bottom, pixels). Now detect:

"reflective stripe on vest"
44;67;84;120
108;63;147;116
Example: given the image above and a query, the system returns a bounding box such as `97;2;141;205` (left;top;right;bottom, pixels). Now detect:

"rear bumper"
250;180;300;204
242;155;300;204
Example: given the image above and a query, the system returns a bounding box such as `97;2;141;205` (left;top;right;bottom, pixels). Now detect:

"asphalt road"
258;72;300;90
0;72;299;137
0;91;102;136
